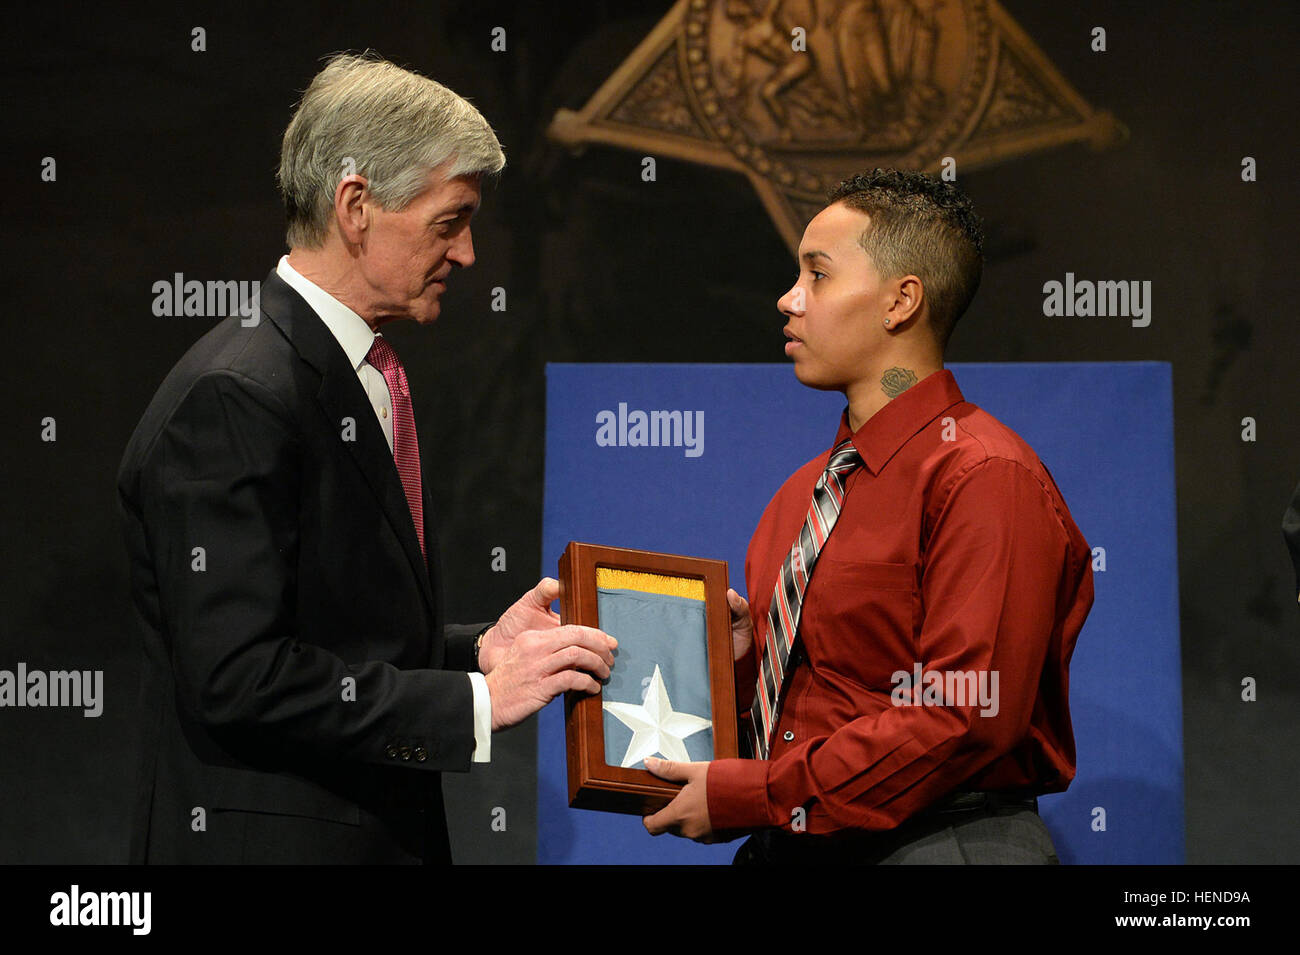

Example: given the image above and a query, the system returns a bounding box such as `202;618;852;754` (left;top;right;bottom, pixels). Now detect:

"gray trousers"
733;801;1060;865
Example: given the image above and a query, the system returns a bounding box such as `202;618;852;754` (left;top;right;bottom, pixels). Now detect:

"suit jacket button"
385;744;399;759
399;745;412;760
413;746;428;762
782;730;795;742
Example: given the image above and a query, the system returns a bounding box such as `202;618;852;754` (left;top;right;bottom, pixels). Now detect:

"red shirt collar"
832;369;966;475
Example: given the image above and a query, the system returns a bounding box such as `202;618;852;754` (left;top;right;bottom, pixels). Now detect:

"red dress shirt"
707;369;1094;834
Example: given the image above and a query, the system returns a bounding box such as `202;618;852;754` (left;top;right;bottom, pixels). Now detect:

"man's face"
777;202;894;394
359;168;482;326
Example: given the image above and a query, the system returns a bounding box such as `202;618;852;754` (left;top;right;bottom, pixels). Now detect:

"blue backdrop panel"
539;362;1182;865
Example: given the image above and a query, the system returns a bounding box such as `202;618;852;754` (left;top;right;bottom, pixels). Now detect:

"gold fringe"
597;567;705;601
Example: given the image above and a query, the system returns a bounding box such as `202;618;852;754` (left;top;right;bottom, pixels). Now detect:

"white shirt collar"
276;255;379;370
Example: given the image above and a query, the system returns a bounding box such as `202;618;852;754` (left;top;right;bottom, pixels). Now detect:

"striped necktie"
751;437;863;758
365;335;425;558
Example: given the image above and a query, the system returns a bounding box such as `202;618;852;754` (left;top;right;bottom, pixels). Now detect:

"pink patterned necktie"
365;335;425;558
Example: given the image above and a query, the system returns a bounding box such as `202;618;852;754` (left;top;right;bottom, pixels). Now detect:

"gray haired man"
117;52;615;864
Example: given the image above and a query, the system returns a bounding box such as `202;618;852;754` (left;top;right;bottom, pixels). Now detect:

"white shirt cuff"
468;672;492;763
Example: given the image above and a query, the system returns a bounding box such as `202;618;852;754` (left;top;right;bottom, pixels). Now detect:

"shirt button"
783;730;795;742
381;406;389;418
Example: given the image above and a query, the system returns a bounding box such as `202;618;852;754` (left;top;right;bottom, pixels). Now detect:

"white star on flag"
603;664;712;768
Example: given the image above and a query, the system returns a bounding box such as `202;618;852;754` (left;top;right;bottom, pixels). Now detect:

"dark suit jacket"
117;269;484;864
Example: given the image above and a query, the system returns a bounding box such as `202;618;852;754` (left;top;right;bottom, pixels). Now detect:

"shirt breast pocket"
803;557;917;691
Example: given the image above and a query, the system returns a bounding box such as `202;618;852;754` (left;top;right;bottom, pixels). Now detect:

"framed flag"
558;541;739;814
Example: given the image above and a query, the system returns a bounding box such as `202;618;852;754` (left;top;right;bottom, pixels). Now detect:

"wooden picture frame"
558;541;738;815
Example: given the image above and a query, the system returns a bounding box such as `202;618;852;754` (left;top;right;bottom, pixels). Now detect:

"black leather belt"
736;790;1041;864
922;790;1039;816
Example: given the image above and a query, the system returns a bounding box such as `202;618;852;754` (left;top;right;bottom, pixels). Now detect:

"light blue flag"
596;587;714;769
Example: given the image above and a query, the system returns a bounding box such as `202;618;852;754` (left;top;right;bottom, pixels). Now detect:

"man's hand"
642;757;714;842
478;578;564;674
483;623;616;731
727;588;753;663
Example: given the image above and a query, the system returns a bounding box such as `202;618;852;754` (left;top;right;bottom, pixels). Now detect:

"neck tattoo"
880;367;918;399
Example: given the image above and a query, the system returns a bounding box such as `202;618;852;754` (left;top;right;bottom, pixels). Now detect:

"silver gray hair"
278;51;506;249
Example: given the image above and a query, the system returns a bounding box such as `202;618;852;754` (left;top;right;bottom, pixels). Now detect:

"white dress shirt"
276;255;492;762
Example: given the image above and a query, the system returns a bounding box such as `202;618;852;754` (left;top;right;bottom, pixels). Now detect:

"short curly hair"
827;169;984;349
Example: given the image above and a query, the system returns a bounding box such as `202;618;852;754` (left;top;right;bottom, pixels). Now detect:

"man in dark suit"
117;52;615;864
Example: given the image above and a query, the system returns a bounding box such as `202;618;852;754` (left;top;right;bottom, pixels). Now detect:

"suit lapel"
259;270;437;619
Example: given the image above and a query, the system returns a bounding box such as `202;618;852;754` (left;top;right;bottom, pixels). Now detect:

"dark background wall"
1;0;1296;863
